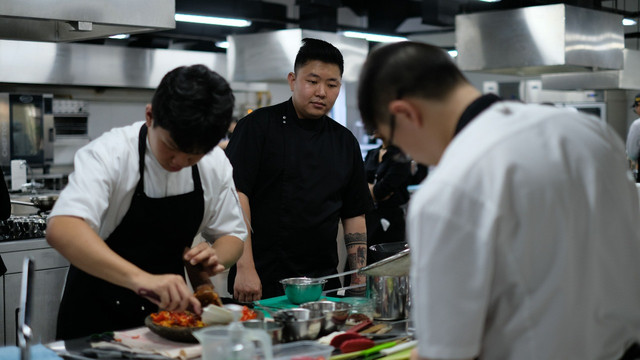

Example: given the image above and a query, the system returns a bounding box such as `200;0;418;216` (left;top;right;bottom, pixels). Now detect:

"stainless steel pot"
367;274;409;320
361;248;411;321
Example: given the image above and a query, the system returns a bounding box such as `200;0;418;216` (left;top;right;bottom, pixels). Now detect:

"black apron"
56;125;204;340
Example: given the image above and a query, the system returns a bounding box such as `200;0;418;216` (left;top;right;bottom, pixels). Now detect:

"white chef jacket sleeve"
626;119;640;161
198;149;248;243
408;179;500;359
48;135;128;234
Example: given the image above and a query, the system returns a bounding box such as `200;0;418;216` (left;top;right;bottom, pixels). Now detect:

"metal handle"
321;283;366;295
314;268;360;282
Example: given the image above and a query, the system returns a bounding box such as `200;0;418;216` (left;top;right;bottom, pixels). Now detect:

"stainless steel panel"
0;40;227;89
0;0;175;42
228;29;368;83
43;95;54;165
2;248;69;274
5;267;68;345
542;49;640;90
456;4;624;75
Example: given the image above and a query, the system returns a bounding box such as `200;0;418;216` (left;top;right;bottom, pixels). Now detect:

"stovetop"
0;215;47;241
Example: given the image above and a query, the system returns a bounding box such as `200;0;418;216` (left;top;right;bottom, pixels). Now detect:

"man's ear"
145;104;153;127
389;99;423;129
287;72;296;91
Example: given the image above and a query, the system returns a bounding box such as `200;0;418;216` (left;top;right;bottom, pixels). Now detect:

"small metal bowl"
300;300;352;335
279;277;327;305
242;319;284;344
273;308;323;343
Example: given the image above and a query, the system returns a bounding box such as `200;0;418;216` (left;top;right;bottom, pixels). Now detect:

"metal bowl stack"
300;300;352;335
273;308;323;342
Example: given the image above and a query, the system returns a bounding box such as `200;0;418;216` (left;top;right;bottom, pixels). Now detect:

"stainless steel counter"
1;237;69;346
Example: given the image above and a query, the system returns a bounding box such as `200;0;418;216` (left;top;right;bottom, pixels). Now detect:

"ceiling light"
342;31;407;43
623;18;637;26
215;41;229;49
448;49;458;58
478;0;502;2
108;34;130;40
175;13;252;28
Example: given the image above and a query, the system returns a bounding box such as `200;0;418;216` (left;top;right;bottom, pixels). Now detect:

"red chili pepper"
330;332;365;348
339;338;375;353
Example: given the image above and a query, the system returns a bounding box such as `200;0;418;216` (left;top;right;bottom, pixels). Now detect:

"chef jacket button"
141;306;145;311
115;300;120;305
283;120;286;124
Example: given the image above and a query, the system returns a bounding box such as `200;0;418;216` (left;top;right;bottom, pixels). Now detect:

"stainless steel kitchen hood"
456;4;624;76
227;29;369;83
0;0;175;42
541;49;640;90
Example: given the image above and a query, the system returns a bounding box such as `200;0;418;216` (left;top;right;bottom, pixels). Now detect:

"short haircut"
358;41;468;134
294;38;344;76
151;64;234;154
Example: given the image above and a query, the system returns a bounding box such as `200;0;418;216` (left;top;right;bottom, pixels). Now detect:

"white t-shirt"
49;121;248;243
409;102;640;360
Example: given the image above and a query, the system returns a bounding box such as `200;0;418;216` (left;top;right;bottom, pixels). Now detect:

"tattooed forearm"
345;232;367;270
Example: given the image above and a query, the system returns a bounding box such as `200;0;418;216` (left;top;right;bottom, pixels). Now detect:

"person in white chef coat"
626;92;640;181
357;41;640;360
47;64;247;340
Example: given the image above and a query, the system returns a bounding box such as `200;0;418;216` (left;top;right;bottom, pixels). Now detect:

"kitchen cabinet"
0;238;69;346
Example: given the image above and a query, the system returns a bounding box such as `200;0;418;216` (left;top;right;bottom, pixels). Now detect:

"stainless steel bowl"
242;319;283;344
279;277;327;305
273;308;323;343
300;300;351;335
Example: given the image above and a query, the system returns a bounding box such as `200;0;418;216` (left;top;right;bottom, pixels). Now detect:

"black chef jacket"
225;98;373;298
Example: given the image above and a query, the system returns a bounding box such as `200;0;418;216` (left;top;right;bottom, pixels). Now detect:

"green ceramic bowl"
279;277;327;305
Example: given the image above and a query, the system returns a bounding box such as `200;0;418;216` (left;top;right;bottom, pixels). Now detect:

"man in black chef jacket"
46;65;246;339
226;38;373;301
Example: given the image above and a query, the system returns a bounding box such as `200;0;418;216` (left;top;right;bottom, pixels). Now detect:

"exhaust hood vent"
456;4;624;76
228;29;368;83
0;0;175;42
541;49;640;90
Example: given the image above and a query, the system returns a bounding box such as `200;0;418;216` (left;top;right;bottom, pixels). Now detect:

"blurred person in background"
363;131;411;252
625;92;640;181
226;38;373;301
358;41;640;360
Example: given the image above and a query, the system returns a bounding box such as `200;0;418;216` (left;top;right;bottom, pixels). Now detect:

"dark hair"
358;42;468;134
151;64;234;154
294;38;344;76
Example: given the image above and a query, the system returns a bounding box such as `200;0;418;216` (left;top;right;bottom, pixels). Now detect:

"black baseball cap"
632;93;640;108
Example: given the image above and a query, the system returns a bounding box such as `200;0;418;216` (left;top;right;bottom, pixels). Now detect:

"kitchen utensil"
243;319;284;344
279;277;327;304
300;300;351;335
322;283;366;296
193;322;273;360
144;315;201;343
329;341;398;360
360;248;410;277
11;195;58;214
201;304;234;325
367;275;409;320
273;308;323;342
183;247;214;290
